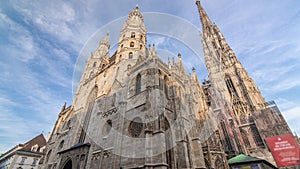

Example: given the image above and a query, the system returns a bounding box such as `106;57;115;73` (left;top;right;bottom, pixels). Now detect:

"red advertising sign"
265;134;300;167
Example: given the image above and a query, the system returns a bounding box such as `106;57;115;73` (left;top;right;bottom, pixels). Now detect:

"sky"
0;0;300;153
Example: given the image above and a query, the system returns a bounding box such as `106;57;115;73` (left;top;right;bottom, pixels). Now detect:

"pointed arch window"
103;120;112;136
241;130;251;148
93;62;97;67
89;71;94;78
225;75;238;97
129;52;133;59
131;32;135;38
130;42;134;47
127;64;131;71
136;74;141;94
240;113;247;124
251;125;264;147
164;76;168;97
59;140;64;150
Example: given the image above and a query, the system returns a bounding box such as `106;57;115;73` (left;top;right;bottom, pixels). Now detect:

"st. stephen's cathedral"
41;1;293;169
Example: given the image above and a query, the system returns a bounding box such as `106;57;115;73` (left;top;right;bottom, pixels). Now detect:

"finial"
136;4;139;10
178;53;181;59
192;67;196;72
61;102;66;112
172;57;175;65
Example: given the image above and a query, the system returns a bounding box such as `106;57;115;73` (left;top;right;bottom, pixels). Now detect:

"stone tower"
41;6;214;169
196;0;293;164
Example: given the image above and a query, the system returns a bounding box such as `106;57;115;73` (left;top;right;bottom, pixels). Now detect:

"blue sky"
0;0;300;153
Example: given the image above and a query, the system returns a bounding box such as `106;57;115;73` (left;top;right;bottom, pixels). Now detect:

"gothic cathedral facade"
41;1;293;169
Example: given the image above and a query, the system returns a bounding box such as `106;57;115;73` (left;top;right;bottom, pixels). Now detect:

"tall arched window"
103;120;112;136
129;52;133;59
127;64;131;70
241;130;251;148
89;71;94;78
164;76;168;97
225;75;238;97
130;42;134;47
240;113;247;124
136;74;141;94
251;125;264;147
59;140;64;150
131;32;135;38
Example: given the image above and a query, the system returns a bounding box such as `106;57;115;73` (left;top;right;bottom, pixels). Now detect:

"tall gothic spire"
195;0;213;33
196;0;269;158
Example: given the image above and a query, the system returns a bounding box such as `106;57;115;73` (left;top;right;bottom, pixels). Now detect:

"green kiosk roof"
228;154;262;164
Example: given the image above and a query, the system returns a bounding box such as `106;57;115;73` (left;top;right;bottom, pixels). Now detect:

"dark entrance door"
63;160;72;169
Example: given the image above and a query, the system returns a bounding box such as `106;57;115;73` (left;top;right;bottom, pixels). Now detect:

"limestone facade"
41;2;294;169
42;6;210;169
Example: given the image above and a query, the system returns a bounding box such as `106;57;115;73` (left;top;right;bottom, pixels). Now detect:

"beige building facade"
0;134;46;169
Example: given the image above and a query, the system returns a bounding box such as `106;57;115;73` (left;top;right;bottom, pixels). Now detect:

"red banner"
265;134;300;167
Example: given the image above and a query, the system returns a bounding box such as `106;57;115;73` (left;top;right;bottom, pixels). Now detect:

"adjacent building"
0;134;46;169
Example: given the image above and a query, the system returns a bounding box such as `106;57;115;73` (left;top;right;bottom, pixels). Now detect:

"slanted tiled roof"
228;154;262;164
20;134;46;152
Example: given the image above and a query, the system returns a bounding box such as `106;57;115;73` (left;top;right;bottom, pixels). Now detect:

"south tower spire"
196;0;293;165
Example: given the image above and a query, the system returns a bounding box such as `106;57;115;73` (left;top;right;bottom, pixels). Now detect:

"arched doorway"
62;159;72;169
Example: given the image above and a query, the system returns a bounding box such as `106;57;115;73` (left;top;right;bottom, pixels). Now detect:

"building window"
164;76;168;97
127;64;131;70
129;52;133;59
59;140;64;150
131;32;135;38
225;75;238;97
121;44;123;48
20;157;26;165
31;144;38;152
89;71;94;78
103;120;112;136
130;42;134;47
32;158;38;166
136;74;141;94
93;62;97;67
241;130;251;148
66;120;71;129
140;44;142;50
128;117;143;137
240;113;247;124
251;125;264;147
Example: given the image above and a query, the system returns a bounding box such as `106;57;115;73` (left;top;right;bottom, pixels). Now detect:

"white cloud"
281;106;300;134
0;12;37;62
